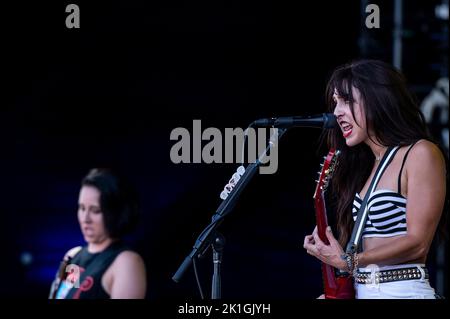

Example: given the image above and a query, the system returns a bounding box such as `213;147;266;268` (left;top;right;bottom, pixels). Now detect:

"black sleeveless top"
56;241;128;299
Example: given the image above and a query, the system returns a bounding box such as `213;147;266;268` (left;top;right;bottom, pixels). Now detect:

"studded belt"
355;266;429;284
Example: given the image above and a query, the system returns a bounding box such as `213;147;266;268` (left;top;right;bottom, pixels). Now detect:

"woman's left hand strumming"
303;226;348;271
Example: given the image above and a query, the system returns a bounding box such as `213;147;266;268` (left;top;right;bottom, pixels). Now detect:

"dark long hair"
324;59;447;247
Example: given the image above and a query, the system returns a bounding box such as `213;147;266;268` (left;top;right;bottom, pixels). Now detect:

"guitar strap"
49;246;82;299
345;146;400;254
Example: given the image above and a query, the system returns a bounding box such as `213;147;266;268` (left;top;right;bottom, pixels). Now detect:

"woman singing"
304;59;447;299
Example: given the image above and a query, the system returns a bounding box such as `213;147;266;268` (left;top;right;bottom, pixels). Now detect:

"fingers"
303;228;323;259
305;234;314;243
303;234;315;247
312;228;325;248
303;235;314;251
304;227;344;267
325;226;338;245
303;233;319;258
306;247;318;257
325;227;344;255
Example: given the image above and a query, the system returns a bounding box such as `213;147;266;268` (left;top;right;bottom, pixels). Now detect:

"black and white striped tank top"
352;190;407;237
351;143;416;238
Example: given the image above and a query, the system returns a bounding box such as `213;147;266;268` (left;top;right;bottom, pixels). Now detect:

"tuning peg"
236;166;245;176
220;190;229;200
320;163;324;167
232;172;241;182
225;183;234;192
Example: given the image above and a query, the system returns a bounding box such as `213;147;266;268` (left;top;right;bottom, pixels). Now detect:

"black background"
2;0;448;301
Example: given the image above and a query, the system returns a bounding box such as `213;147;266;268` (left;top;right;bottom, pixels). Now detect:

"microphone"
252;113;337;129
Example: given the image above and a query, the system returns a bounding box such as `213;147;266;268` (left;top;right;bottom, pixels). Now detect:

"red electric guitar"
313;148;355;299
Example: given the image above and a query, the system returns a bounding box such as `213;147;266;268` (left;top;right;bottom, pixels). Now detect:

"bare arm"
358;141;446;266
304;141;446;270
109;251;147;299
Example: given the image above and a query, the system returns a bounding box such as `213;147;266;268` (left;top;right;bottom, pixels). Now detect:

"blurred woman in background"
49;168;146;299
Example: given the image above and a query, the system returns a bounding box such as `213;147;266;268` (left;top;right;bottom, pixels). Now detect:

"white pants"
355;264;437;299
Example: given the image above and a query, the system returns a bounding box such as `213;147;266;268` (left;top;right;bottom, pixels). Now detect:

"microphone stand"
172;127;287;299
211;232;225;299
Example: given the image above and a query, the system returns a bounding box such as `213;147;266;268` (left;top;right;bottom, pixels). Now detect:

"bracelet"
340;252;359;276
352;253;359;277
341;253;353;273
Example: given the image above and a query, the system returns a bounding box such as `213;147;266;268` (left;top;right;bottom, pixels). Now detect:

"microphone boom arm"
252;113;337;129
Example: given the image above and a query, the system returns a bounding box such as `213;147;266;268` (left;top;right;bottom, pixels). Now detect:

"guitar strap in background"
49;246;83;299
345;146;400;255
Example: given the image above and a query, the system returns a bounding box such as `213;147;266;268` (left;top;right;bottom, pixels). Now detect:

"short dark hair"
81;168;139;238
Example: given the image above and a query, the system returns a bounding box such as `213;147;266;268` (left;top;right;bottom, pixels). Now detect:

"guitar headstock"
313;148;340;199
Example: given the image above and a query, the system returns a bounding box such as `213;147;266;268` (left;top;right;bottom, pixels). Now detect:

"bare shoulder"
63;246;82;261
113;250;146;271
409;140;445;166
407;139;446;175
115;250;145;263
108;250;147;298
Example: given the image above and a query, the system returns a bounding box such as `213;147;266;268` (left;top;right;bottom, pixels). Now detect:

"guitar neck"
314;193;330;245
314;191;338;293
312;149;355;299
